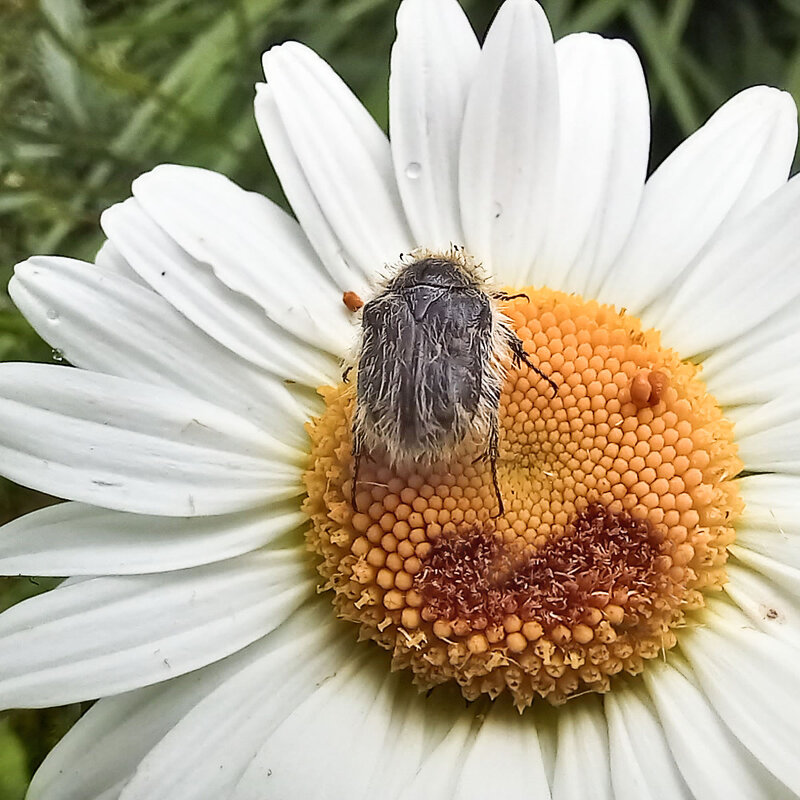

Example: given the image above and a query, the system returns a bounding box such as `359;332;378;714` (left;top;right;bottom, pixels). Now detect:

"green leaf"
626;0;702;133
0;719;28;800
568;0;628;33
37;0;90;127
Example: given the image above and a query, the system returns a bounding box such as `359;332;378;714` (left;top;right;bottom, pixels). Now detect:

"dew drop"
46;308;59;322
405;162;422;180
493;202;503;219
51;348;64;363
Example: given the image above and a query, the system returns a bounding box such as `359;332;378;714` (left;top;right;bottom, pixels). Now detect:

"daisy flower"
2;0;800;796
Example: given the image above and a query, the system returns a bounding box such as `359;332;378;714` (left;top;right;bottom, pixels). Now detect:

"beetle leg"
493;291;529;302
488;420;504;517
507;330;558;397
351;430;364;509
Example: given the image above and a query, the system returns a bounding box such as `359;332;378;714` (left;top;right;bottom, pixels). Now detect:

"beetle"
348;249;556;515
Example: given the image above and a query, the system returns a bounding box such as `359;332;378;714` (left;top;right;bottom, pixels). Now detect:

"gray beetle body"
350;251;555;514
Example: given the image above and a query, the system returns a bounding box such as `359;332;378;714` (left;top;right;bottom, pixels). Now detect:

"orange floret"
303;287;742;706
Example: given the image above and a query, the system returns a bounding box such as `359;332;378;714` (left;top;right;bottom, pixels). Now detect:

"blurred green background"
2;0;800;795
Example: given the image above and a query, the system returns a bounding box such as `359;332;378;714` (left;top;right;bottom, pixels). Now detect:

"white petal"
94;240;146;286
397;713;475;800
725;557;800;649
261;42;413;281
362;688;432;800
0;548;312;708
701;300;800;407
733;474;800;570
117;602;354;800
604;682;692;800
731;533;800;583
10;256;312;446
539;33;649;296
453;703;551;799
735;393;800;474
0;363;302;516
131;165;354;358
29;607;333;800
459;0;559;285
533;710;558;787
552;696;612;800
727;545;800;603
101;197;338;386
644;657;788;799
738;472;800;531
652;173;800;357
680;601;800;794
254;85;368;295
389;0;479;248
600;87;797;315
27;654;246;800
230;652;416;800
0;500;304;576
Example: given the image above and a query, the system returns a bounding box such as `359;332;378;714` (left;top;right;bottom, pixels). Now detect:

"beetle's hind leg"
506;328;558;398
351;429;364;509
472;422;505;517
488;421;504;517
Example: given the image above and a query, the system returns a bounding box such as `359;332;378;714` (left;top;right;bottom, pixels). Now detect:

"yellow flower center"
304;287;742;706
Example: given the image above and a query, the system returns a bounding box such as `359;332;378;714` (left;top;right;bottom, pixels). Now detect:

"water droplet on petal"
46;308;59;322
51;348;64;363
405;162;422;180
493;202;503;219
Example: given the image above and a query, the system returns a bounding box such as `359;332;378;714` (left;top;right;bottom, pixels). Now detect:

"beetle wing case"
351;248;511;468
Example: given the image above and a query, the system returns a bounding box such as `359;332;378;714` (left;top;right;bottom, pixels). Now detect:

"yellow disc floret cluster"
303;287;742;706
